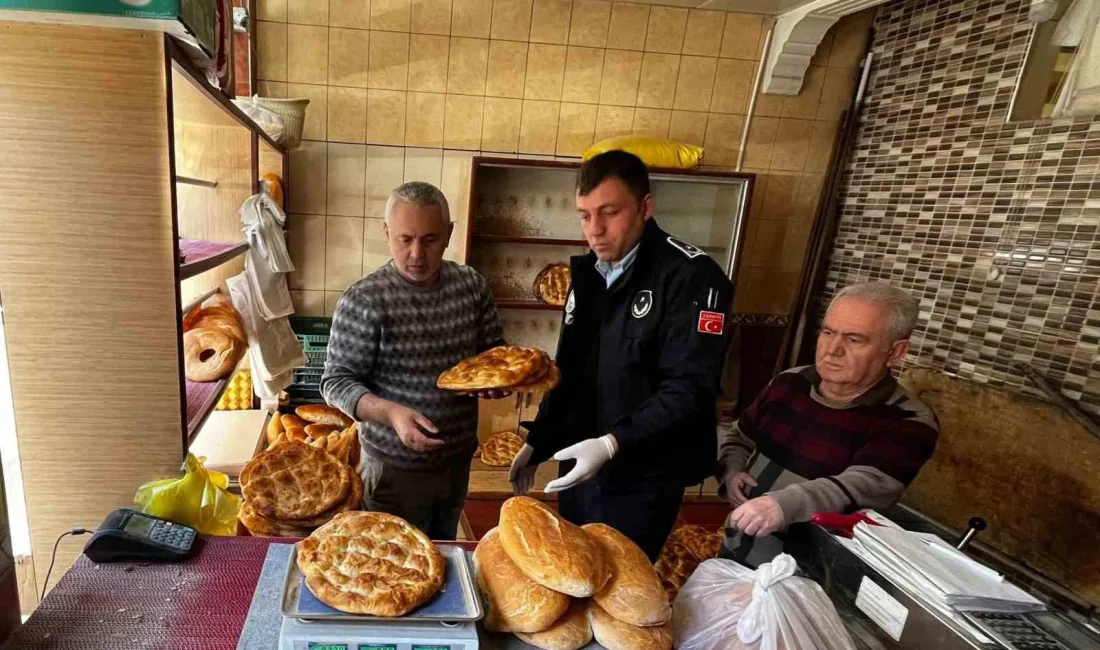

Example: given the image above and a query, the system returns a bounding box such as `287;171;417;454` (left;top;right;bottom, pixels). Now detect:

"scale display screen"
306;645;347;650
358;646;398;650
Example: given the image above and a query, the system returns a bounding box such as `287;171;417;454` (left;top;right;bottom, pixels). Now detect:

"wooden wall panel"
0;22;183;594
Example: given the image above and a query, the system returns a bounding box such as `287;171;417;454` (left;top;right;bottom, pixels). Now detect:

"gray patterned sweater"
320;261;504;470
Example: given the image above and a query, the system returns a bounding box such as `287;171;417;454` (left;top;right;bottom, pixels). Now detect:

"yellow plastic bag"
583;136;704;169
133;453;242;536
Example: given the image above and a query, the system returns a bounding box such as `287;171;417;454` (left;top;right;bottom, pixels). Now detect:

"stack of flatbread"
296;511;445;617
238;440;363;538
437;345;560;395
265;405;360;467
654;525;724;603
474;430;526;467
474;497;673;650
533;263;570;307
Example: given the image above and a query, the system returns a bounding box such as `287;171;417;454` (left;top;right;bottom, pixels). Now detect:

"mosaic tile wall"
823;0;1100;415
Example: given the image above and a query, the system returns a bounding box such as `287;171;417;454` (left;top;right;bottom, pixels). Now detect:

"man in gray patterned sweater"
320;182;504;540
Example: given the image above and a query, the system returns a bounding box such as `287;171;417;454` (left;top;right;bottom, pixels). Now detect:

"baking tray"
281;543;484;622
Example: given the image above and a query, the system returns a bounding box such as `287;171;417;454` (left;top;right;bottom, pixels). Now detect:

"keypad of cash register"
966;612;1067;650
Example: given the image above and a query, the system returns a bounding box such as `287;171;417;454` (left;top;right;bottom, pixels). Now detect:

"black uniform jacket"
525;218;734;487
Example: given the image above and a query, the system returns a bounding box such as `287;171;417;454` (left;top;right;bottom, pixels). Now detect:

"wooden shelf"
496;299;562;311
184;358;246;442
474;234;589;247
178;239;248;280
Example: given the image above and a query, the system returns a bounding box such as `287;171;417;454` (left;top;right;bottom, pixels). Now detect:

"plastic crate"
290;317;330;394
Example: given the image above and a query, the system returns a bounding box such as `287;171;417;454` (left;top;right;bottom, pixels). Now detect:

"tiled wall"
255;0;873;316
825;0;1100;414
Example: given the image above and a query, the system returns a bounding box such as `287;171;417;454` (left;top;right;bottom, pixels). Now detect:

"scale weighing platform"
239;543;483;650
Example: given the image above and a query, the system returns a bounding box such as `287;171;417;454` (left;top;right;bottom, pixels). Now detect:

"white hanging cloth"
227;272;304;399
239;192;295;320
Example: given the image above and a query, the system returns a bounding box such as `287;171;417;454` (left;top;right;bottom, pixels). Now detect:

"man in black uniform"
508;151;734;560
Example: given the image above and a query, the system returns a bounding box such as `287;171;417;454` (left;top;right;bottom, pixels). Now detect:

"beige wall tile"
556;102;598;155
290;289;326;316
668;110;707;146
594;104;633;142
408;34;451;92
412;0;453;34
781;64;824;119
257;21;287;81
404;147;444;184
720;13;761;60
770;118;813;172
491;0;533;41
562;46;604;103
632;107;671;137
644;7;686;54
673;55;716;112
830;8;873;68
331;0;370;28
289;140;328;214
257;80;288;97
745;169;767;220
486;40;529;98
369;30;410;89
287;83;329;140
568;0;610;48
448;37;490;94
606;2;648;50
519;100;561;153
327;143;368;216
710;57;753;114
324;291;344;316
445;94;486;149
761;171;797;220
451;0;492;37
482;97;523;151
742;115;777;168
371;0;411;31
530;0;572;44
258;0;287;22
636;53;679;109
744;219;786;267
363;218;392;273
287;214;326;290
328;86;368;142
440;149;474;227
599;49;642;105
288;0;328;25
367;89;408;144
326;216;365;291
817;66;855;122
703;112;742;166
329;27;370;87
793;172;825;226
805;119;837;174
405;92;447;147
753;87;784;117
524;43;567;100
810;28;833;67
365;145;406;217
682;9;724;57
288;24;329;84
780;223;810;271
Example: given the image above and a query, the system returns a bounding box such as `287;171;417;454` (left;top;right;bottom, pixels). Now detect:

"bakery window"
1011;0;1100;120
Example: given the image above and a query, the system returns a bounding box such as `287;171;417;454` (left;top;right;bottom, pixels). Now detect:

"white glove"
543;435;617;493
508;444;537;496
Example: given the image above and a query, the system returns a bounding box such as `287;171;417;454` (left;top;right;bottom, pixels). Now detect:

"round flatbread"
242;442;351;521
587;601;673;650
513;363;561;394
437;345;547;391
239;501;313;538
297;511;445;617
290;465;364;527
533;263;570;307
479;430;525;467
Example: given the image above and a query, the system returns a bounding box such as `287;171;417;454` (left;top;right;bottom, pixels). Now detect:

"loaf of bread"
281;414;309;430
583;523;671;626
497;497;610;597
515;600;592;650
266;411;284;446
473;528;569;633
587;601;673;650
296;404;354;428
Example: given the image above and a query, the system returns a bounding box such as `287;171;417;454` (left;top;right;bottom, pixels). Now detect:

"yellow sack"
583;136;704;169
133;453;241;536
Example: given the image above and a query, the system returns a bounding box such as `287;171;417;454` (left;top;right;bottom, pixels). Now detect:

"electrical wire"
40;528;87;601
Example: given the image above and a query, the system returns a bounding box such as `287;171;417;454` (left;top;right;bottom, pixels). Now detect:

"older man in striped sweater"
321;181;504;540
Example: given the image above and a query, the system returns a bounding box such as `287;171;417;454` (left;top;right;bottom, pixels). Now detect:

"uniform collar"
594;240;641;287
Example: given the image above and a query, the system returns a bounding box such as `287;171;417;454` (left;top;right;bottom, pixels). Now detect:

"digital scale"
276;544;483;650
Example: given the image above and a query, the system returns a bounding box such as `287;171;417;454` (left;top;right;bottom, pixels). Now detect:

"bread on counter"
473;527;570;633
583;523;671;627
516;600;593;650
587;601;673;650
296;404;353;428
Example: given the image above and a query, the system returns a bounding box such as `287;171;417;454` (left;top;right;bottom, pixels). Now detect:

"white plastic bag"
673;555;856;650
235;95;285;143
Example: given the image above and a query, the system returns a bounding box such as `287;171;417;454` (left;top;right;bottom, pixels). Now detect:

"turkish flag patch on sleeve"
697;310;725;335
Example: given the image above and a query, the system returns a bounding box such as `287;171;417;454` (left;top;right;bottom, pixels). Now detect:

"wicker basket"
237;97;310;149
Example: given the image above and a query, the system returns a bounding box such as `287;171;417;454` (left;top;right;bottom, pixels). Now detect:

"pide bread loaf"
587;601;673;650
583;523;671;626
473;527;569;633
516;600;593;650
497;497;610;598
296;404;354;428
266;412;285;446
